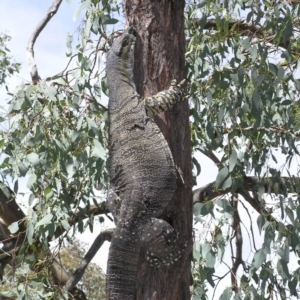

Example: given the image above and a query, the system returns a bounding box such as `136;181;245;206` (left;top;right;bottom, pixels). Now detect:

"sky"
0;1;299;299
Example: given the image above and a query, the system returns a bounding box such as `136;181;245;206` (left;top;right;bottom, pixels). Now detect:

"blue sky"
0;0;83;91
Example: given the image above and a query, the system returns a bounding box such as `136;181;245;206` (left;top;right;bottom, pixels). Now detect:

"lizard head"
107;26;137;76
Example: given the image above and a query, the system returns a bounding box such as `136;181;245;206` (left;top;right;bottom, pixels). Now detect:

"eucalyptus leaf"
27;152;40;167
8;221;19;234
36;213;53;227
215;167;229;189
27;174;37;188
92;139;106;160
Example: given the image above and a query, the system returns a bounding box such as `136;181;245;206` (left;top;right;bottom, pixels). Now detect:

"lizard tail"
106;235;140;300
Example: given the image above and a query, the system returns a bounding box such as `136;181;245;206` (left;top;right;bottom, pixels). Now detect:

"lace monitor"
106;26;188;300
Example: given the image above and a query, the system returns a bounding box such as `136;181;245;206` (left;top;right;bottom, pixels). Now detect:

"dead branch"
27;0;63;84
65;228;114;292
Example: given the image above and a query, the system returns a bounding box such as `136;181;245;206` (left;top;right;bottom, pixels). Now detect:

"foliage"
0;33;20;88
186;0;300;298
0;0;118;298
1;0;300;299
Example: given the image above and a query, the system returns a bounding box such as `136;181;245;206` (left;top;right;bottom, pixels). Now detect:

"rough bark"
124;1;193;299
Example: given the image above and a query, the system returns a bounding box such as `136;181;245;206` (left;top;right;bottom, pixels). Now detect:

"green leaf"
101;76;108;96
206;250;216;268
45;186;54;201
27;220;34;245
71;130;80;143
215;167;229;189
206;91;212;106
73;0;91;21
61;220;70;231
50;77;66;85
285;206;294;224
84;13;92;38
277;66;285;79
27;152;40;167
249;46;257;62
257;215;265;235
277;258;290;279
81;56;92;71
13;179;18;194
66;33;73;55
36;213;53;227
229;150;237;172
27;174;37;188
216;199;234;216
92;139;106;160
222;175;232;190
201;243;211;257
194;202;214;217
277;244;289;263
8;221;19;234
86;117;97;129
252;89;262;110
219;287;233;300
252;248;266;270
102;16;119;25
0;182;11;199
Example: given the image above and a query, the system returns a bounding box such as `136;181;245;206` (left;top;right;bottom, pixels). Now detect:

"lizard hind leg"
141;218;186;268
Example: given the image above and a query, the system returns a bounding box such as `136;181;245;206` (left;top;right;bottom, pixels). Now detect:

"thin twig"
239;200;257;252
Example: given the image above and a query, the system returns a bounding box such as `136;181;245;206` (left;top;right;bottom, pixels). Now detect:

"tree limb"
65;228;114;292
193;176;300;205
193;18;291;49
230;195;243;293
68;202;110;227
27;0;63;83
224;125;300;140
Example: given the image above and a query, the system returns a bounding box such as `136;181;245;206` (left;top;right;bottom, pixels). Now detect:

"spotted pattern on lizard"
106;26;188;300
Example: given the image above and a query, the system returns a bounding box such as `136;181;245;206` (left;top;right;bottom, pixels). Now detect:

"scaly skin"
106;27;188;300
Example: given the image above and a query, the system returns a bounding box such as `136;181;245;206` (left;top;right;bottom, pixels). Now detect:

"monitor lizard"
106;26;188;300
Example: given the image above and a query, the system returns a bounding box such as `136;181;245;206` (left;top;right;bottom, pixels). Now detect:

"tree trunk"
124;1;193;299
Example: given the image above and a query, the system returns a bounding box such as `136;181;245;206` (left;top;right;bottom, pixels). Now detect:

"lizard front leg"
143;79;188;117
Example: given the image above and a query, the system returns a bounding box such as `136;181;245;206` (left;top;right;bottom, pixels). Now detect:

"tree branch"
68;202;110;226
230;195;243;293
224;125;300;139
193;176;300;204
27;0;63;83
193;18;291;49
65;228;114;292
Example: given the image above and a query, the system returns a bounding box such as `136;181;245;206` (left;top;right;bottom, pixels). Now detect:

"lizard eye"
122;38;129;47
